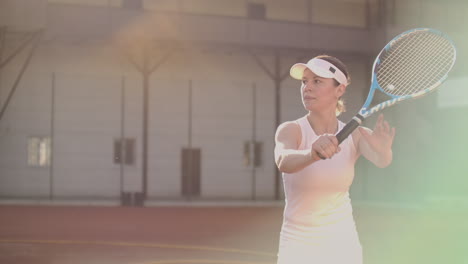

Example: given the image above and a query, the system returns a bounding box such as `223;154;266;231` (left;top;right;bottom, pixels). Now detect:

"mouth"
303;96;316;100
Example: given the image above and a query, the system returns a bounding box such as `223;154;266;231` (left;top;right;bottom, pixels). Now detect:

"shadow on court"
0;204;466;264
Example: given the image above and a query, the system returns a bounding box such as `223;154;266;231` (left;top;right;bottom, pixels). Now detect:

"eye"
302;79;307;85
314;79;321;84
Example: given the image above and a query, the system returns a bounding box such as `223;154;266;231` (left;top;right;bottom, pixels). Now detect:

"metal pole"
49;72;56;200
248;50;289;200
251;82;257;200
274;53;281;200
187;80;193;200
141;48;174;201
142;72;149;199
188;80;193;149
120;76;125;198
0;27;6;115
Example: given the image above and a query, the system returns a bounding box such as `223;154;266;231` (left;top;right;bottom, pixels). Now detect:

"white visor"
290;58;348;85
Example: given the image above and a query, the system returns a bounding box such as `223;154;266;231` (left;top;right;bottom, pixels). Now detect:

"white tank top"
278;116;362;264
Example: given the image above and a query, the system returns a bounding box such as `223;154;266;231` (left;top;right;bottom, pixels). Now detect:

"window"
247;2;266;20
244;141;263;168
122;0;142;9
312;0;367;28
48;0;120;6
254;141;263;167
244;141;252;167
249;0;309;23
114;138;136;165
181;148;201;197
28;137;51;167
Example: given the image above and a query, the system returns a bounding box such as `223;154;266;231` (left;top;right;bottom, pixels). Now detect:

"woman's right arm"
274;121;318;173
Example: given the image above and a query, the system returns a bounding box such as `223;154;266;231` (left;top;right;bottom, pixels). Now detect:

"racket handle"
316;114;364;160
336;114;364;144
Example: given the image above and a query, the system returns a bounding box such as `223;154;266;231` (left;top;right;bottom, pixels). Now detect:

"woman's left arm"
356;114;396;168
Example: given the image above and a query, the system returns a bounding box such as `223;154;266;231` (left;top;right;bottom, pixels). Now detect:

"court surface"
0;203;466;264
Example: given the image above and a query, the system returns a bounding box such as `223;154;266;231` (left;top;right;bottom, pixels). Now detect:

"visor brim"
289;63;335;80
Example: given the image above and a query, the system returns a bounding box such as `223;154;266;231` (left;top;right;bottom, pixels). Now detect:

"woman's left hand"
358;114;396;156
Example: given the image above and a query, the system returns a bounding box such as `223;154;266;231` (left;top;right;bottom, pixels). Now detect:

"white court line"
0;239;276;258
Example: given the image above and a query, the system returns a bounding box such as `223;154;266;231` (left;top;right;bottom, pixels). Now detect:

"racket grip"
336;114;364;144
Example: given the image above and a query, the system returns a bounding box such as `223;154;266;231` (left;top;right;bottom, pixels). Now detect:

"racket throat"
336;114;364;144
352;114;364;125
360;88;400;117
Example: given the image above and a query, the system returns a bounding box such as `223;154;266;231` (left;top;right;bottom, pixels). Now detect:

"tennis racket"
336;28;456;144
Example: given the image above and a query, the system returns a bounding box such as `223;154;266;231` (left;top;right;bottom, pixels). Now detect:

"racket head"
373;28;456;99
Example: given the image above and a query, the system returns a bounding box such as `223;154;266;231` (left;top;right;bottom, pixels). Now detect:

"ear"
336;84;346;98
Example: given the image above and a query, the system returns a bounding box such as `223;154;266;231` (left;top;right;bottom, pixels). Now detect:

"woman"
274;55;395;264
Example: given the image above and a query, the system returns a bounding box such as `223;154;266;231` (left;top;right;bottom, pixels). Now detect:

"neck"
307;110;338;135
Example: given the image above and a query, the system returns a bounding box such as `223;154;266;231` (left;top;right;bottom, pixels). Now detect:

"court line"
143;260;273;264
0;239;276;258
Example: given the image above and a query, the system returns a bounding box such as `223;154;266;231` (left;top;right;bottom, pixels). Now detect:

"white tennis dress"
277;116;362;264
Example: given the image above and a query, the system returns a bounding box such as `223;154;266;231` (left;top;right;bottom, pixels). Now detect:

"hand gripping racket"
336;28;456;144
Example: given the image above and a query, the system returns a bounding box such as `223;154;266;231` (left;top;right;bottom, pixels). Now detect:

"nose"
302;82;313;92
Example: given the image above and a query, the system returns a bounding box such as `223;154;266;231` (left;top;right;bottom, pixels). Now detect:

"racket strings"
379;32;448;95
378;32;436;86
376;30;455;97
380;33;454;96
395;34;453;95
377;32;429;81
418;39;454;86
376;33;431;94
379;32;428;75
410;46;453;95
390;34;451;95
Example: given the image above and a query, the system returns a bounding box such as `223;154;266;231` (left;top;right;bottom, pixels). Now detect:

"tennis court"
0;203;466;264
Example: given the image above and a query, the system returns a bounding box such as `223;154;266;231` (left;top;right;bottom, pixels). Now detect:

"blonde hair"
336;98;345;116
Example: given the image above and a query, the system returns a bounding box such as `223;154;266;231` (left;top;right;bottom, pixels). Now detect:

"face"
300;68;345;113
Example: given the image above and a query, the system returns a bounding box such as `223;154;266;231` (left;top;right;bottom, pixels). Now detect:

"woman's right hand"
311;134;341;161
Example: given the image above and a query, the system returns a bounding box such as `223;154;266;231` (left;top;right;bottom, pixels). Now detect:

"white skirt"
277;218;363;264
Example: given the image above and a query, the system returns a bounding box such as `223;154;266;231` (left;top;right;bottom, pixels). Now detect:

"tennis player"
274;55;395;264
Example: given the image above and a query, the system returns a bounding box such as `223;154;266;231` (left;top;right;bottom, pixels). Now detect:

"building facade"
0;0;466;204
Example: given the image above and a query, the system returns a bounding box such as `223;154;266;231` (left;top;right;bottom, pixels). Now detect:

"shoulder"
275;121;301;139
275;120;302;147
